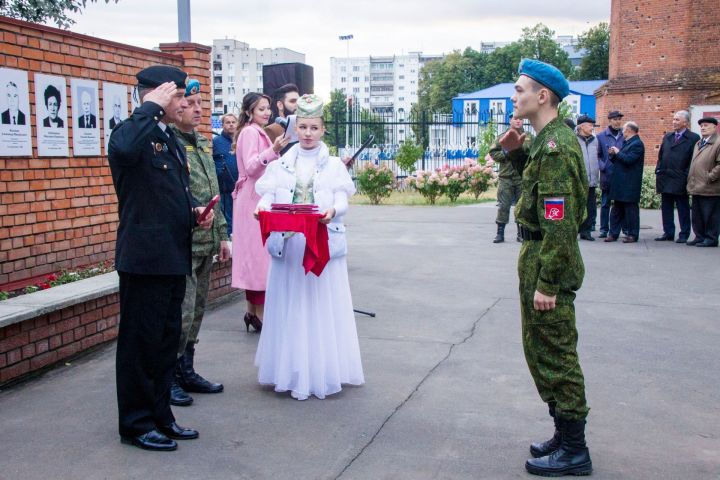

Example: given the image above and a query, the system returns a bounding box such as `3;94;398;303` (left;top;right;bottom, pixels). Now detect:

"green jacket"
171;125;229;255
508;116;588;296
489;128;532;182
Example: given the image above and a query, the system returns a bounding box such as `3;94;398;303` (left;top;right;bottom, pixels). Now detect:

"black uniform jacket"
656;129;701;195
108;101;196;276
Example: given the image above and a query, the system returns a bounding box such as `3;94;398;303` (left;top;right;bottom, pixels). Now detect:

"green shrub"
640;167;661;209
356;164;395;205
395;142;424;174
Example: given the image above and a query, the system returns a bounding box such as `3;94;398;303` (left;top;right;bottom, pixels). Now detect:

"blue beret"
518;58;569;101
136;65;187;89
185;79;200;97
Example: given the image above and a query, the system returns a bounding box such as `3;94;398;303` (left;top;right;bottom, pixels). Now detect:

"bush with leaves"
410;170;445;205
640;167;661;209
442;165;471;203
395;141;424;174
467;157;497;199
356;164;395;205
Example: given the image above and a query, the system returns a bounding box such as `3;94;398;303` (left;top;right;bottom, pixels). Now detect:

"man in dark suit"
1;81;26;125
42;84;64;128
108;65;214;452
77;90;97;128
109;94;122;130
654;110;700;242
605;121;645;243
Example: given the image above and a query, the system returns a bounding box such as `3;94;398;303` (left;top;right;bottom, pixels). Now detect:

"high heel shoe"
243;313;263;333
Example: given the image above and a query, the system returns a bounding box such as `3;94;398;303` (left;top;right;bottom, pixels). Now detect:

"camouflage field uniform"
489;131;529;224
171;125;228;352
507;116;590;421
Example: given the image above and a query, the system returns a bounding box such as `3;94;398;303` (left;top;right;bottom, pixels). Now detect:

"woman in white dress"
254;94;364;400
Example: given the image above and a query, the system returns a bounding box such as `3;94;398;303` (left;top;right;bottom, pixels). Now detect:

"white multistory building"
211;39;305;115
329;52;444;116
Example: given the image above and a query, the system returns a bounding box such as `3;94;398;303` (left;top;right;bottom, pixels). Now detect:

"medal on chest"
544;197;565;221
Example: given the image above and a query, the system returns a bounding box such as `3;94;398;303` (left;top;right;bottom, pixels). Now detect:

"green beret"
136;65;187;89
296;94;324;118
518;58;569;100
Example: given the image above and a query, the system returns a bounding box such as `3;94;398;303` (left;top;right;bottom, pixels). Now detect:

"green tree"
573;22;610;80
323;89;348;149
1;0;119;29
395;141;424;173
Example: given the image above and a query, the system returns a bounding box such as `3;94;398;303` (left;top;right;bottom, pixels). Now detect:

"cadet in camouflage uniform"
501;59;592;477
489;113;529;243
169;80;230;406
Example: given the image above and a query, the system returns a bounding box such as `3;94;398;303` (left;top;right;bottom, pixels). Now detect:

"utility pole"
178;0;191;42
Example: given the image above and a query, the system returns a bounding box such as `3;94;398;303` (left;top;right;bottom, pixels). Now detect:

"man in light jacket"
575;115;600;241
686;117;720;247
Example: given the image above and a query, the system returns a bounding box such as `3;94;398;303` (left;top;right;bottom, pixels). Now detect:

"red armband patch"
544;197;565;221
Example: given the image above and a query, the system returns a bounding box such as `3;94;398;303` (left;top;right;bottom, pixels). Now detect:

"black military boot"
493;223;506;243
178;341;224;394
170;361;193;406
516;223;523;242
530;404;561;458
525;418;592;477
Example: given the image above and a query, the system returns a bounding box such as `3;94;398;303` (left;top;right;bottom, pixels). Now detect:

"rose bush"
356;163;395;205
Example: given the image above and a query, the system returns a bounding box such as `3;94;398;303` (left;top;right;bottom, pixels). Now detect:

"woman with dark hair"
42;84;63;127
231;92;289;332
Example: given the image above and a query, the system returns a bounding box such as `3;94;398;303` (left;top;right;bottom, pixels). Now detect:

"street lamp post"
177;0;191;42
339;34;353;153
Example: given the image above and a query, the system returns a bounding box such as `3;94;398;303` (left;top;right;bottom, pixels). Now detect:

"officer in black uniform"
109;65;214;451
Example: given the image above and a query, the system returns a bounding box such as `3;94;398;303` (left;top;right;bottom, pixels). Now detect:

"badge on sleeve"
544;197;565;221
547;139;557;150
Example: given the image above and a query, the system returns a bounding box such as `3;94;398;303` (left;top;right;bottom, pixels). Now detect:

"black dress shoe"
603;235;617;242
598;232;608;238
696;240;719;247
622;236;637;243
686;237;702;246
654;234;673;241
170;381;193;406
159;422;199;440
121;429;177;451
675;237;688;244
579;232;595;241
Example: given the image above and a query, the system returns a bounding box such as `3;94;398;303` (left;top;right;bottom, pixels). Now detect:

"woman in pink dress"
231;93;288;331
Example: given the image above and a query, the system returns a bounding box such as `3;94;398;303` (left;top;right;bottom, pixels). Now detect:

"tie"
700;139;707;149
12;116;16;125
85;115;89;127
674;133;681;144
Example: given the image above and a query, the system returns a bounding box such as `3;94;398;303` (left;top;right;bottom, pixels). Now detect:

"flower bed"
408;159;497;205
0;261;115;301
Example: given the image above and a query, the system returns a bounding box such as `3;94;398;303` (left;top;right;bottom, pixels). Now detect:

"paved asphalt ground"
1;204;718;480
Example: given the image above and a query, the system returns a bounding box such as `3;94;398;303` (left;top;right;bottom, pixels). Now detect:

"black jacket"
609;135;645;203
108;101;196;276
656;129;700;195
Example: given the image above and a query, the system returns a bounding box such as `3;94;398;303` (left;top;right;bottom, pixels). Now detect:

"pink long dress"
231;123;279;291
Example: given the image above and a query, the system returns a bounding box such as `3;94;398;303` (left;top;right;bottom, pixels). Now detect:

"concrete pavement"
0;204;718;479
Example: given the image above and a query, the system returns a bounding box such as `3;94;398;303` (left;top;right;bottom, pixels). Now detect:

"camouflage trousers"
496;178;522;225
518;241;589;421
179;253;214;355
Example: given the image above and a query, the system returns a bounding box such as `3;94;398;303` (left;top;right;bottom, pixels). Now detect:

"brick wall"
595;0;720;165
0;17;220;288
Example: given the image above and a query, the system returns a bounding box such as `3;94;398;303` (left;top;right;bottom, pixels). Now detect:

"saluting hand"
143;82;179;110
499;128;527;152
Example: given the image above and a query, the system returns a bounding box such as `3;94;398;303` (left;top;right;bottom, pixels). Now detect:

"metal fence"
325;107;525;180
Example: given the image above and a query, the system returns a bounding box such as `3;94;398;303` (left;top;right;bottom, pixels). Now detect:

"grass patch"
351;187;498;206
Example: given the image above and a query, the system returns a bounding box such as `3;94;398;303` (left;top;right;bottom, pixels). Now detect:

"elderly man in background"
686;117;720;247
575;115;600;241
605;122;645;243
596;110;625;238
655;110;700;243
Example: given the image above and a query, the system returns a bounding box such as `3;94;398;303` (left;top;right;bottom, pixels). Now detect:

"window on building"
353;65;360;72
399;64;404;67
257;63;263;69
399;75;405;80
399;86;405;90
258;75;263;82
365;87;369;93
228;63;234;69
353;76;360;82
353;87;360;93
228;76;234;82
365;98;369;103
341;77;346;83
242;63;249;69
399;97;405;101
341;66;346;72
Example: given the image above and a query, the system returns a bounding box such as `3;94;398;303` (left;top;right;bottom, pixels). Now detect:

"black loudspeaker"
262;63;314;97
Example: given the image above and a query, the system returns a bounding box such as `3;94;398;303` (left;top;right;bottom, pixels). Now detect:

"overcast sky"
62;0;610;98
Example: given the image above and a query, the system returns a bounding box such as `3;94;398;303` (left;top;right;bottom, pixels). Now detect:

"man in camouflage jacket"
500;59;592;477
169;80;230;406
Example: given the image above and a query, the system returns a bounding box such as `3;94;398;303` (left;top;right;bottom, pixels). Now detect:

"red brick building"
595;0;720;165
